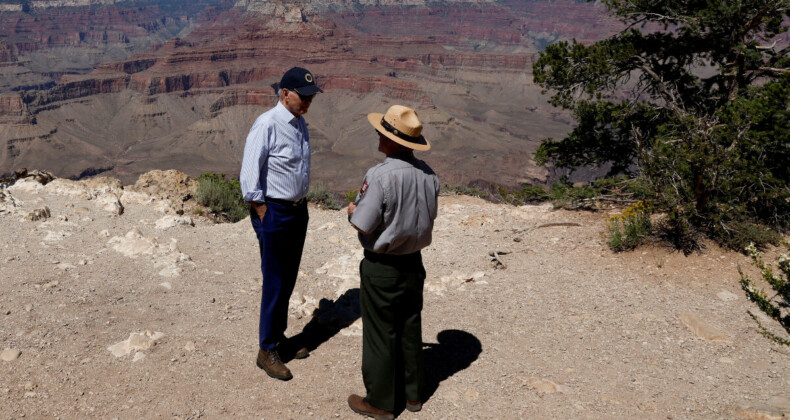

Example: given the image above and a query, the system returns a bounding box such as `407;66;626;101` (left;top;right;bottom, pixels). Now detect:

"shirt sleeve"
350;169;384;234
240;119;270;203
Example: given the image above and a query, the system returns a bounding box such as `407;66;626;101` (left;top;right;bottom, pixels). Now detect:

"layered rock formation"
0;0;232;91
0;0;621;190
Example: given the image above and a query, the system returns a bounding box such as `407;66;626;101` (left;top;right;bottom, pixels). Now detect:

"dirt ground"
1;175;789;419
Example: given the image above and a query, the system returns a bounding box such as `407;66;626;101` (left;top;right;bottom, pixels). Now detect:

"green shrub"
440;184;486;198
344;189;360;204
739;241;790;345
307;182;341;210
606;201;652;252
196;173;248;222
550;181;601;210
497;184;550;206
717;222;782;253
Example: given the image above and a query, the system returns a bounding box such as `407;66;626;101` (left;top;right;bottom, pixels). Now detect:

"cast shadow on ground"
422;330;482;402
282;288;361;362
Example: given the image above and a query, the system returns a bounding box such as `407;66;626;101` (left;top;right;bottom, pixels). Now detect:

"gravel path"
1;176;788;419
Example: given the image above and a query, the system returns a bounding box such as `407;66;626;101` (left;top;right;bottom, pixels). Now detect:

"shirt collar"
273;101;300;124
387;151;416;162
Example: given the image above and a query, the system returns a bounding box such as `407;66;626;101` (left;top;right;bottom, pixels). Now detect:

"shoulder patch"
359;180;369;198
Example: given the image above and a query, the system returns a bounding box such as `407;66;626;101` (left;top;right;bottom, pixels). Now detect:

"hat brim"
367;113;431;151
294;85;323;95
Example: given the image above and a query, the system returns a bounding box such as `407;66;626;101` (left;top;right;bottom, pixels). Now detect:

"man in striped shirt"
240;67;322;381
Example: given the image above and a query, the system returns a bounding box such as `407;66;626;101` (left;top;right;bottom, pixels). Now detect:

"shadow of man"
422;329;482;402
282;288;361;362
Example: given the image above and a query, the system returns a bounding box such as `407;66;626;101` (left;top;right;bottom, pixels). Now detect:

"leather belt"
265;196;307;207
364;249;422;264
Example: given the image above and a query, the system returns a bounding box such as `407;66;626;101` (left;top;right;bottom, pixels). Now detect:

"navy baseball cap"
280;67;323;95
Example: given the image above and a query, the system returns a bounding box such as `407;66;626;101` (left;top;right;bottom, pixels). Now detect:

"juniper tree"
533;0;790;251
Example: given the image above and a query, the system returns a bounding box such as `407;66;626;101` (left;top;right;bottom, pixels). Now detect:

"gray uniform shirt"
350;152;440;255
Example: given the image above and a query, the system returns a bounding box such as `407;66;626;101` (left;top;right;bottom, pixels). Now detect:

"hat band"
381;118;421;143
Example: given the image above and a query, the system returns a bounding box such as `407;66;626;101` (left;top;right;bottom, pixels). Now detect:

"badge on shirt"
359;180;369;198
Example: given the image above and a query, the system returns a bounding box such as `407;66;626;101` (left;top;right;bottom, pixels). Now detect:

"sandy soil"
1;175;789;419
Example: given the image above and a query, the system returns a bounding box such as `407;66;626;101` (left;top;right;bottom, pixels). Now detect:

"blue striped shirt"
240;101;311;202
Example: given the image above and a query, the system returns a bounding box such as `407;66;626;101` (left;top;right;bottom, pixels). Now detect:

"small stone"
184;341;196;352
525;377;565;393
1;348;22;361
132;352;146;362
678;313;731;343
24;207;51;222
42;280;59;289
716;290;739;302
159;282;172;290
735;401;784;420
24;304;32;312
210;298;215;303
23;381;34;391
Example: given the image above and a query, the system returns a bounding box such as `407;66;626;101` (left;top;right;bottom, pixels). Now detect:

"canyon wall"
0;0;620;189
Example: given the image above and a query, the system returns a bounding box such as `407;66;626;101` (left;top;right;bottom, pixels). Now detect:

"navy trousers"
250;201;308;350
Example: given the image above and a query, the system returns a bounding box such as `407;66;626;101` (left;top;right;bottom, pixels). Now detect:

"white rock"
316;222;338;230
716;290;739;302
132;352;146;362
524;377;566;393
678;313;732;343
45;177;122;199
43;230;72;242
0;348;21;361
108;229;157;258
314;250;364;296
108;331;165;357
8;178;44;193
289;293;318;319
120;190;155;205
159;282;172;290
154;215;194;229
96;194;124;215
24;207;51;222
0;187;19;214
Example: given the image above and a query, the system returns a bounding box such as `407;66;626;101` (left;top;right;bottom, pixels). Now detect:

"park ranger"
346;104;440;420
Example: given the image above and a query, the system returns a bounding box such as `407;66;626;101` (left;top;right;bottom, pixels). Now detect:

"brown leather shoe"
406;400;422;412
293;346;309;359
347;394;394;420
256;349;292;381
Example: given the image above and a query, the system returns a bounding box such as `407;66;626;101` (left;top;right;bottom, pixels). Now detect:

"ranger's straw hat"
367;105;430;151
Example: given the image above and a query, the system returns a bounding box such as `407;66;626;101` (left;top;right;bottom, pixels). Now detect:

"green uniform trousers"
360;250;426;412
